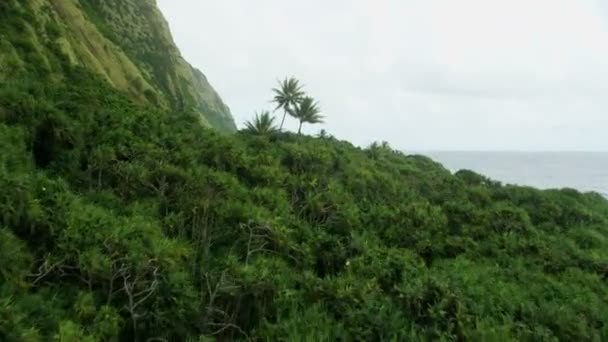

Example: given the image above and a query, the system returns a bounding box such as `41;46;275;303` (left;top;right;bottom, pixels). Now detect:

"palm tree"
317;129;328;139
243;110;278;135
272;77;305;131
291;96;324;134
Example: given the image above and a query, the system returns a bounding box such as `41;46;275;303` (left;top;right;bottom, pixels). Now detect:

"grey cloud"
158;0;608;151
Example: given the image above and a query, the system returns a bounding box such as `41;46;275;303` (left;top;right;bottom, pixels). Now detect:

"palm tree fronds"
292;96;324;134
243;110;278;135
271;77;306;130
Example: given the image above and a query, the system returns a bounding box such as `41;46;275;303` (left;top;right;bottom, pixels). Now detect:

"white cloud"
158;0;608;150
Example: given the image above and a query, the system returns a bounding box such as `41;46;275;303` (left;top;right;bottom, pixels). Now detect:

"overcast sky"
157;0;608;151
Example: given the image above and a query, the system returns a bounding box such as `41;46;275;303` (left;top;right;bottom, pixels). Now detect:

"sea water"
423;151;608;198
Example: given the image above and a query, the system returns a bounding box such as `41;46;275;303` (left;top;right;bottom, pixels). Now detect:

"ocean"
422;151;608;198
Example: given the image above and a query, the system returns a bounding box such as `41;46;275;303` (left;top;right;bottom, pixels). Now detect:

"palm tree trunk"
279;110;287;131
298;121;303;134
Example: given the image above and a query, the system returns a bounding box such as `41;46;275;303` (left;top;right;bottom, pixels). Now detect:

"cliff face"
0;0;236;131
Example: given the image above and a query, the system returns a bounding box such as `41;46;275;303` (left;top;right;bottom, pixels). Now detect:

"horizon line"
410;149;608;153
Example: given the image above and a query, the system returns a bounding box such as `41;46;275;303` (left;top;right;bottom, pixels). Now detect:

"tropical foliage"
0;0;236;132
1;68;608;341
272;77;305;131
243;110;278;135
290;96;324;134
266;77;325;134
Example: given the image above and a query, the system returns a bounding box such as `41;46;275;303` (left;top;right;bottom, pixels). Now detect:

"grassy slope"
1;72;607;340
0;0;235;131
1;1;607;340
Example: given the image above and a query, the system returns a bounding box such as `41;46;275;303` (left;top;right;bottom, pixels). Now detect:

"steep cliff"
0;0;236;131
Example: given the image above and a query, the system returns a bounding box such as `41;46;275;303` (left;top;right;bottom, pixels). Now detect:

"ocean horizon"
420;151;608;198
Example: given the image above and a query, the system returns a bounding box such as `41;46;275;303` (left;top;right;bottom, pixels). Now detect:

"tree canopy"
1;69;608;341
290;96;324;134
272;77;305;131
244;110;278;135
263;77;325;135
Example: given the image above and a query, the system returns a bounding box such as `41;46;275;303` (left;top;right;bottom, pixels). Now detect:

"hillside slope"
0;0;236;131
1;71;607;340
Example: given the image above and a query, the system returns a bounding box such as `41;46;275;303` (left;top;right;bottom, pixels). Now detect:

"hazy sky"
157;0;608;151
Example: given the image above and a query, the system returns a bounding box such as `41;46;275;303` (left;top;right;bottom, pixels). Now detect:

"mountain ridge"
0;0;236;131
1;1;608;341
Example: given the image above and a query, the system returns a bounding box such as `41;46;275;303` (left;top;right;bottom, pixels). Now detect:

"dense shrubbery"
1;72;608;340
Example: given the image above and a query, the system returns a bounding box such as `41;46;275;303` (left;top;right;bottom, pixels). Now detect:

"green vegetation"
77;0;236;132
270;77;324;134
1;1;608;341
291;96;324;134
244;111;278;135
272;77;306;131
1;67;608;340
0;0;236;132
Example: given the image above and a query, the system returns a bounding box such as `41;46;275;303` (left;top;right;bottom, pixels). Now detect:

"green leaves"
290;96;324;134
269;76;325;134
272;77;305;113
1;71;608;340
0;228;32;286
243;110;278;135
272;76;305;131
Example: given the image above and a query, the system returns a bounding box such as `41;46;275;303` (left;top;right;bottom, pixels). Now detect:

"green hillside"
1;69;608;340
2;1;608;341
0;0;235;132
